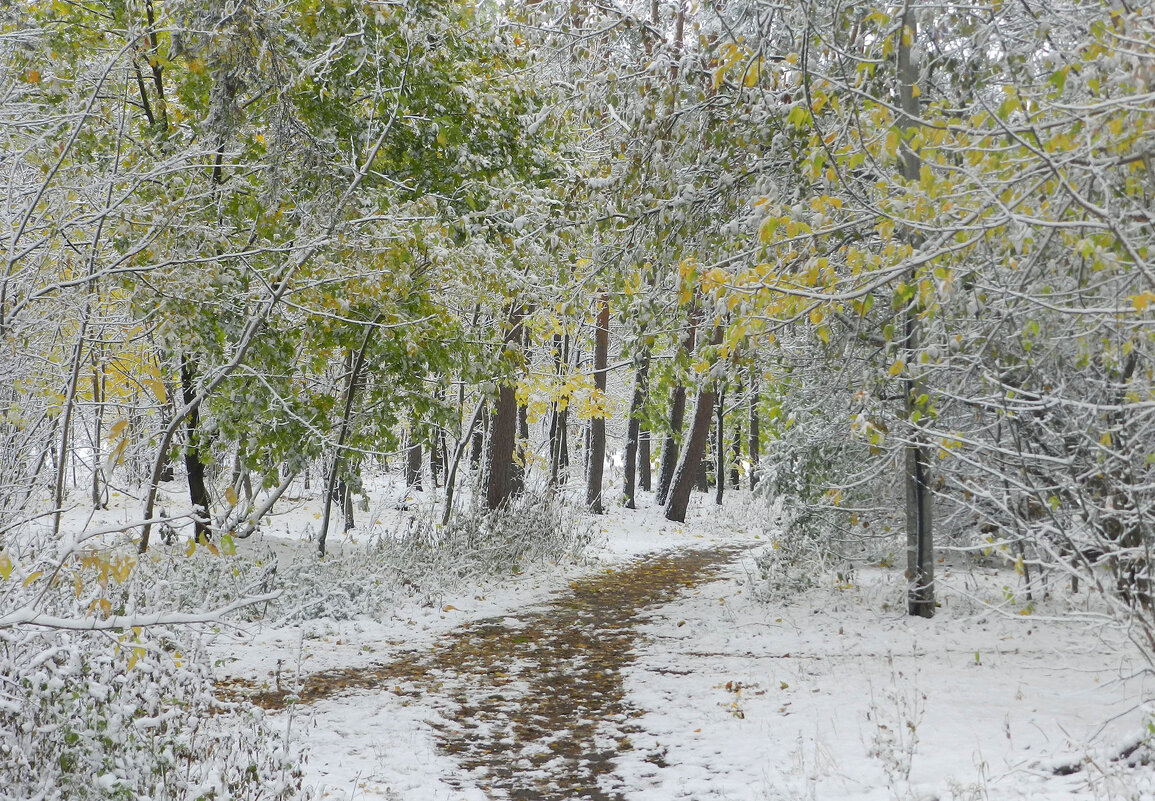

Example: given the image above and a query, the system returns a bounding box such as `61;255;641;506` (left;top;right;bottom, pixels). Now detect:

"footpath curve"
224;544;751;800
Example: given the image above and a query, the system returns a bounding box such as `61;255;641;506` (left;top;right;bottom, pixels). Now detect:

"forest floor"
207;489;1155;801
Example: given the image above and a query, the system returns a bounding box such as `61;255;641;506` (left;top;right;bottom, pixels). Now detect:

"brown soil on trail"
220;545;748;800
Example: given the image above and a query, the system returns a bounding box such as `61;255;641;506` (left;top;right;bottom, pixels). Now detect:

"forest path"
226;544;751;799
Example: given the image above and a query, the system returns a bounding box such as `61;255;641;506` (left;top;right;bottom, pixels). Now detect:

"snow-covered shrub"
191;489;597;623
752;401;900;602
0;545;310;800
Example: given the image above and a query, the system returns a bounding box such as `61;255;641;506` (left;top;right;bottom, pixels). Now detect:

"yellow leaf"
0;553;13;581
185;539;197;557
205;543;220;557
888;360;905;377
1014;555;1024;576
22;571;43;587
143;376;167;403
1130;292;1155;312
224;486;239;507
1100;432;1113;447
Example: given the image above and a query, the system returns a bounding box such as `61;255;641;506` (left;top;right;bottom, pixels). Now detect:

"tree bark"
898;6;934;618
587;293;610;514
485;307;525;511
405;438;423;491
550;332;572;486
715;386;726;505
319;325;377;555
180;356;212;543
471;403;486;470
622;350;651;509
639;427;651;492
665;324;723;523
656;303;700;504
485;385;518;510
749;372;760;491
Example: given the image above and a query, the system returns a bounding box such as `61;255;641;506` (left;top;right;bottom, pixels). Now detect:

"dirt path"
223;545;750;799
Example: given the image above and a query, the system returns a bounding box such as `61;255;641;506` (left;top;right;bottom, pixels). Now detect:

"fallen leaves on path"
219;545;750;800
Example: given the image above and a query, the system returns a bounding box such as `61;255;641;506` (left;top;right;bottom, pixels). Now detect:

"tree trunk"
656;303;700;504
715;386;726;506
319;325;377;555
898;6;934;618
749;373;760;491
485;384;518;510
91;351;108;510
485;307;525;510
639;427;651;492
471;403;487;470
549;332;569;486
441;401;486;526
405;438;423;491
665;324;723;523
430;428;444;488
622;350;651;510
587;294;610;514
180;356;212;543
730;379;742;489
697;419;711;492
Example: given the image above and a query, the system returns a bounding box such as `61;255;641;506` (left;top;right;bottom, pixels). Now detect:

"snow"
206;488;1155;801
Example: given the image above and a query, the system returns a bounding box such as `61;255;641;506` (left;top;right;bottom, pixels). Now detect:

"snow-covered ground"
199;486;1154;801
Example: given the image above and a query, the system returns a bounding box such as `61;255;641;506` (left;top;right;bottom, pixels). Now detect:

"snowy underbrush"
181;490;599;623
0;544;310;800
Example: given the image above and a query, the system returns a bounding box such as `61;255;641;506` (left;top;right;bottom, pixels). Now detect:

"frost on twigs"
0;541;312;800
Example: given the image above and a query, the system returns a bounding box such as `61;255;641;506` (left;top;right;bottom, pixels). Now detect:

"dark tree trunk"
898;9;934;618
430;430;444;488
656;303;700;505
715;386;726;506
587;294;610;514
338;478;354;531
549;332;570;486
730;379;742;489
622;350;651;510
406;439;423;491
471;403;487;470
697;418;711;493
665;343;722;522
639;427;651;492
180;356;212;542
485;307;525;511
749;373;760;491
485;384;518;510
511;311;533;496
657;386;687;504
319;327;377;555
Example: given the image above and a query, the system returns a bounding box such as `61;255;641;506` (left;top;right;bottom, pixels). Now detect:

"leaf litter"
221;544;753;799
